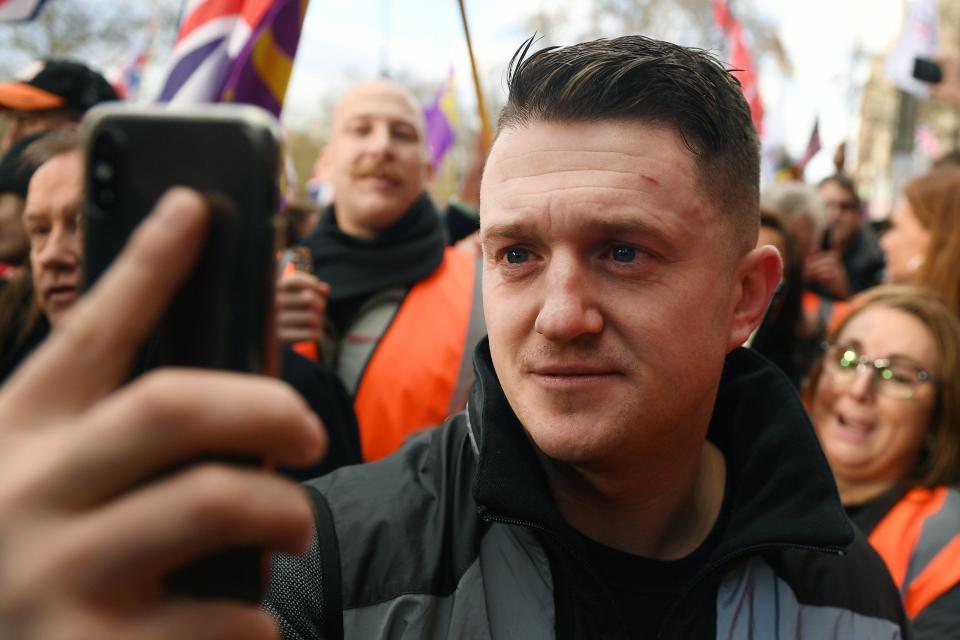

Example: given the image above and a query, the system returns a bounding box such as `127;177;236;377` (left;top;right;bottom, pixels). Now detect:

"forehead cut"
481;121;711;234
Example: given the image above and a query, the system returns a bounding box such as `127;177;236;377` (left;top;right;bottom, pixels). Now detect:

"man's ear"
424;157;436;183
726;244;783;351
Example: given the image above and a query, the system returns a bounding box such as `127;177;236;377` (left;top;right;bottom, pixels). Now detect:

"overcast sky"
282;0;905;168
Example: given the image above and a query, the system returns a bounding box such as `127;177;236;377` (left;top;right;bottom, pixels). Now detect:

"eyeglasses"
821;343;938;399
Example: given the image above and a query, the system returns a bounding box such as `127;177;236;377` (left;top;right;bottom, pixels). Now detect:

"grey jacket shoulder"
264;416;482;639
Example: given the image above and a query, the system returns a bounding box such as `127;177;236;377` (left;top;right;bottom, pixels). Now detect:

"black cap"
0;132;47;197
0;59;118;114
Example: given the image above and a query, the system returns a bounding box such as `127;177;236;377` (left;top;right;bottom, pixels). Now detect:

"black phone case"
82;105;281;603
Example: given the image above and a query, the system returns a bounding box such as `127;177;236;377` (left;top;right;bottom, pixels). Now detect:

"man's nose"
365;123;393;155
38;226;80;270
534;256;603;341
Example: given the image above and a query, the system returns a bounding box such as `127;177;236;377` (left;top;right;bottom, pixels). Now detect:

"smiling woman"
804;284;960;637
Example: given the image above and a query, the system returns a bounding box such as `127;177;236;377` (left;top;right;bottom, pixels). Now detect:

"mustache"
351;157;404;181
518;341;619;370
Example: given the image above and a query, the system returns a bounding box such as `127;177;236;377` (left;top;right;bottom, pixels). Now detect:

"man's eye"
505;248;529;264
392;127;418;142
611;245;637;262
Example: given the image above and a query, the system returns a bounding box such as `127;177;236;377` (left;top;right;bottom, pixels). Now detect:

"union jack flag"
155;0;309;117
0;0;48;22
109;19;158;101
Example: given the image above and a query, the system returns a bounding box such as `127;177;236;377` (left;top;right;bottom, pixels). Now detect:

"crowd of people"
0;30;959;640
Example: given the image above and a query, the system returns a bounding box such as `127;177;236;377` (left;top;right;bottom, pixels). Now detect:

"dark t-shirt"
547;483;731;639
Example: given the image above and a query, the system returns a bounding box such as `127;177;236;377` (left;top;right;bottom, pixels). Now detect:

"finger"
68;464;315;593
118;602;278;640
276;291;326;315
276;310;323;331
2;190;209;426
25;370;326;508
277;272;322;293
278;328;322;344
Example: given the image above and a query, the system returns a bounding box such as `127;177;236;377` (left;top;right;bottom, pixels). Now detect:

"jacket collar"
468;339;853;559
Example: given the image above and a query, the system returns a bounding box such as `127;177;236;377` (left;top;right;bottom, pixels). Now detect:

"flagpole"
456;0;492;153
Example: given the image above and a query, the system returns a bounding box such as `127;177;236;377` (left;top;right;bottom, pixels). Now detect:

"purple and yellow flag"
156;0;309;118
0;0;48;22
423;72;459;167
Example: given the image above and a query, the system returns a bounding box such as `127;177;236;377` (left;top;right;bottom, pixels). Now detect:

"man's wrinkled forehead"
330;80;426;135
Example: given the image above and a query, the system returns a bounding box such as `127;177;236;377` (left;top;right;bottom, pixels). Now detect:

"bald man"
276;80;484;463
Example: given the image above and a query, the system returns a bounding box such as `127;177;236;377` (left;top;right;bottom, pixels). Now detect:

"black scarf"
301;192;446;303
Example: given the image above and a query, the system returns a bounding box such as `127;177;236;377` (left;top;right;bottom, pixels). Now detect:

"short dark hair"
817;174;861;212
22;126;81;169
498;35;760;251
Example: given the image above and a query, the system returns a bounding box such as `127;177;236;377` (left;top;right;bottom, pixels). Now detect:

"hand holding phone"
0;190;325;639
82;104;283;602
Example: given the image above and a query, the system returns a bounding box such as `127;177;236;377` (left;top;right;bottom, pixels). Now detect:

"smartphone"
82;104;281;603
913;57;943;84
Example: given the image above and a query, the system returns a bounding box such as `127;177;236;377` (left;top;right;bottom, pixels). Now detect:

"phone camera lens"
94;162;114;183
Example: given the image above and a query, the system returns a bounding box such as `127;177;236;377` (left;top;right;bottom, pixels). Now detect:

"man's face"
481;121;741;469
819;180;860;250
0;193;28;264
24;151;83;328
322;80;431;239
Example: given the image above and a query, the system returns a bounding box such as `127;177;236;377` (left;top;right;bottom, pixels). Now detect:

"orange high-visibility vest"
802;291;850;335
868;486;960;619
353;247;484;461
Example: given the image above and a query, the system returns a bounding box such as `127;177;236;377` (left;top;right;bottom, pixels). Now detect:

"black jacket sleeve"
279;347;362;480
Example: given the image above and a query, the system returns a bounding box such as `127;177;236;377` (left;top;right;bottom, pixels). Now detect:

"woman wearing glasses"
880;168;960;318
804;285;960;638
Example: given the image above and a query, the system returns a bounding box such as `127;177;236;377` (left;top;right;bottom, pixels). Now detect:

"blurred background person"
762;181;844;375
880;167;960;318
0;131;81;383
750;211;806;387
278;78;485;462
0;59;117;152
804;285;960;637
0;133;41;282
809;174;884;301
761;180;826;260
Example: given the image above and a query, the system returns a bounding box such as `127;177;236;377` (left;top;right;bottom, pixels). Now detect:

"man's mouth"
529;363;622;386
45;285;77;304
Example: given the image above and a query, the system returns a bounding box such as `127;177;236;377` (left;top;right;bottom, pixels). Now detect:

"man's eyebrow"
482;217;674;243
481;221;533;242
22;210;48;223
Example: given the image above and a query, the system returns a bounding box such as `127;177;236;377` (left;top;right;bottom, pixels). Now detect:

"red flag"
799;118;821;170
713;0;763;135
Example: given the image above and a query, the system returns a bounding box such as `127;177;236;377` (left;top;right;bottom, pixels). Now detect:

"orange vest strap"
354;247;477;461
904;534;960;618
869;487;947;589
801;291;850;334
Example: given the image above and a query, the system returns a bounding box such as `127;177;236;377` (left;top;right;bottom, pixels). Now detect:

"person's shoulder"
306;412;476;500
298;413;486;614
765;527;909;636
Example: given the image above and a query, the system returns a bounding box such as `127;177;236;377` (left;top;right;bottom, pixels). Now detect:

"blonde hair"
804;285;960;488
